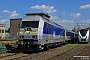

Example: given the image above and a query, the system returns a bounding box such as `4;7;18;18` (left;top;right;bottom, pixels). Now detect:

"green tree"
6;28;10;33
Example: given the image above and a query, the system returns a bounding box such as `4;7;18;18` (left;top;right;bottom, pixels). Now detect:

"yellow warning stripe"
19;30;38;34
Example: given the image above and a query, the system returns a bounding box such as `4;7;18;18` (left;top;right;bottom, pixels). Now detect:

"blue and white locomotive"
16;12;75;51
78;28;90;43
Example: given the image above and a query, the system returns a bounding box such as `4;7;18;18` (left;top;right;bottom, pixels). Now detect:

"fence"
0;42;7;53
6;34;18;39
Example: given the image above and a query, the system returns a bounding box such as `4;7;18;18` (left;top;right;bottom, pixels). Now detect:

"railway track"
0;47;36;60
0;52;37;60
47;43;89;60
0;53;18;58
72;43;90;60
47;44;80;60
0;43;89;60
18;44;79;60
0;52;22;60
64;43;88;60
0;43;66;60
10;53;36;60
9;44;68;60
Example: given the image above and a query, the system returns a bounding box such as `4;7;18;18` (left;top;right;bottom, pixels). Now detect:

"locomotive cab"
16;13;50;51
18;21;39;41
78;29;89;43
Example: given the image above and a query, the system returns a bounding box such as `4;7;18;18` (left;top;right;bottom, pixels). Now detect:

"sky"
0;0;90;30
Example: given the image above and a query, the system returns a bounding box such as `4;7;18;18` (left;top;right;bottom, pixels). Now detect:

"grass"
60;44;78;52
54;42;89;54
54;44;79;54
88;41;90;45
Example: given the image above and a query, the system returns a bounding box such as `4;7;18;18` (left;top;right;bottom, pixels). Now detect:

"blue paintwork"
66;32;71;36
43;22;65;36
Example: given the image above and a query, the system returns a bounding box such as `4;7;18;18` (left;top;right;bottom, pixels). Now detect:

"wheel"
44;44;49;51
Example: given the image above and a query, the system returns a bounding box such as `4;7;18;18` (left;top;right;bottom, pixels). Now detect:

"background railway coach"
65;30;77;43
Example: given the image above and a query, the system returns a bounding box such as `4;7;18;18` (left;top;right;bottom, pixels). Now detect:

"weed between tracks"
55;44;78;54
47;43;89;60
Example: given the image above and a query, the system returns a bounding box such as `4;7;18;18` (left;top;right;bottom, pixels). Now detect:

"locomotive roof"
25;12;50;18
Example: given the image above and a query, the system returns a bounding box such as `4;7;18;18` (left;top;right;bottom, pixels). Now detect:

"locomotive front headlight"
19;36;22;38
33;41;38;44
86;36;87;38
19;35;24;38
32;35;37;39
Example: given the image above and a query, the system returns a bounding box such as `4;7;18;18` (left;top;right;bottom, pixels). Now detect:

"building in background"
0;24;5;38
10;18;22;35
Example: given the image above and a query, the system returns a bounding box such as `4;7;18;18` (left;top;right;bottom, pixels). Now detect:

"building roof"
0;24;5;25
10;18;22;20
0;24;5;27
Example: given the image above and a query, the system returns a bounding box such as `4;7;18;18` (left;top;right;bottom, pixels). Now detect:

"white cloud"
60;19;74;23
86;20;90;23
61;12;65;14
50;16;58;20
3;10;19;18
52;18;75;29
3;10;10;13
79;4;90;9
31;5;56;14
10;10;19;18
70;13;81;17
82;19;90;23
55;19;74;29
77;20;90;29
61;12;66;15
0;19;8;23
0;19;10;29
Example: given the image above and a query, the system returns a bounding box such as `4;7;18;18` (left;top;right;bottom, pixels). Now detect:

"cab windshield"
80;29;88;36
21;21;39;28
